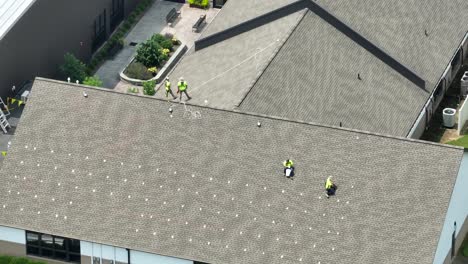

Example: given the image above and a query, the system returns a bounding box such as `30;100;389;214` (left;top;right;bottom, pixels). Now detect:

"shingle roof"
201;0;299;37
161;10;306;109
0;0;36;41
239;11;429;137
168;0;468;137
315;0;468;88
0;78;463;264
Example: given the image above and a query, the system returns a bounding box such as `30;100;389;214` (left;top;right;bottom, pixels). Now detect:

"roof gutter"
407;30;468;138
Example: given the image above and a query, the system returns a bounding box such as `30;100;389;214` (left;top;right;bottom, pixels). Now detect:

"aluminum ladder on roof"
0;97;11;134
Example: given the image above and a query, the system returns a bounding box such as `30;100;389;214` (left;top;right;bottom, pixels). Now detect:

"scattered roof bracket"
194;0;427;91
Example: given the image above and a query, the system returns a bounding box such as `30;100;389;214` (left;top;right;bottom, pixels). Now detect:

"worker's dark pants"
166;89;176;99
284;166;294;177
179;90;191;100
326;185;337;196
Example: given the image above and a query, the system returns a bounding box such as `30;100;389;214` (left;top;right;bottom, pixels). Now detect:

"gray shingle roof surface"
163;11;305;109
239;11;429;137
202;0;299;37
0;78;463;264
316;0;468;88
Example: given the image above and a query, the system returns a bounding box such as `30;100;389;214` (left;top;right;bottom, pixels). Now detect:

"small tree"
143;80;156;96
135;39;163;68
83;76;103;87
60;53;87;83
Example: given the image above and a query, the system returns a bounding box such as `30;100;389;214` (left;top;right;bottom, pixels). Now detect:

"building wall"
433;151;468;264
0;0;142;99
81;241;194;264
408;32;468;139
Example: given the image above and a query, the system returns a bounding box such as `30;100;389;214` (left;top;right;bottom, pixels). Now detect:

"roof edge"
33;77;464;152
0;0;37;41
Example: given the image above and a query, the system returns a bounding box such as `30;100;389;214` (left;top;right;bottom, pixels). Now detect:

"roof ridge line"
194;0;309;51
306;0;427;91
35;77;462;151
235;9;308;107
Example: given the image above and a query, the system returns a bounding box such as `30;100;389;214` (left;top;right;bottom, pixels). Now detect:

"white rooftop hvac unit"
461;71;468;99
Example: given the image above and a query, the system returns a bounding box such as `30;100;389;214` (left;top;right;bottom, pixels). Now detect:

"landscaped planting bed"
123;33;181;81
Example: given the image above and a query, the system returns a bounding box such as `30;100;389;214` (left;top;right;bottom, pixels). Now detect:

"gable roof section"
315;0;468;89
0;78;463;264
0;0;36;41
202;0;299;37
162;10;305;109
239;11;429;137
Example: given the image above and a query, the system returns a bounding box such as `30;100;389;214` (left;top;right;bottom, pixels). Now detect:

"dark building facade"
0;0;142;99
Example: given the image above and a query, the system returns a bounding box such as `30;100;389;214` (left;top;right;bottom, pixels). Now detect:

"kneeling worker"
283;159;294;179
325;176;337;198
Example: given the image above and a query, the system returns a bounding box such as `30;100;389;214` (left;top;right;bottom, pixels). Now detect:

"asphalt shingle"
0;78;463;264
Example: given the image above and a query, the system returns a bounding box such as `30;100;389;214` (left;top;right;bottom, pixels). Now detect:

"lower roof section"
239;11;429;137
0;78;463;264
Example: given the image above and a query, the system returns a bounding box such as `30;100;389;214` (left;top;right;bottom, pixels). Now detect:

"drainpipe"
126;248;131;264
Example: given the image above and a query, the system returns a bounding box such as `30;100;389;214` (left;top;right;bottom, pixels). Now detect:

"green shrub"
150;34;173;50
0;255;12;264
124;61;152;80
463;244;468;257
135;40;162;67
127;87;139;93
83;76;103;87
60;53;87;83
188;0;209;8
143;80;156;96
9;257;29;264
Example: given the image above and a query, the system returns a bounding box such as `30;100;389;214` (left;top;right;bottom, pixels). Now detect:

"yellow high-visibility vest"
178;81;187;91
283;160;293;168
165;81;171;91
325;178;333;189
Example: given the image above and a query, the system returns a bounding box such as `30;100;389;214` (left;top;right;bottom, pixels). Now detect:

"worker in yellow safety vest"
283;159;294;179
164;77;177;100
325;176;337;198
177;77;191;101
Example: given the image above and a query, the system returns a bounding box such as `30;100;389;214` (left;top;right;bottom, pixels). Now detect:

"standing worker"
283;159;294;179
164;77;177;100
177;77;192;101
325;176;337;198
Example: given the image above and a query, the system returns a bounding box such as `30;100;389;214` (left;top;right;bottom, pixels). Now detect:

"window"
110;0;124;32
26;231;81;263
93;9;107;51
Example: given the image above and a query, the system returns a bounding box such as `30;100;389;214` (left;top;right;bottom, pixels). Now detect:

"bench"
192;14;206;32
166;8;180;25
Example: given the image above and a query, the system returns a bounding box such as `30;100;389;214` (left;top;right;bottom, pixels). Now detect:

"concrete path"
96;0;219;89
453;255;468;264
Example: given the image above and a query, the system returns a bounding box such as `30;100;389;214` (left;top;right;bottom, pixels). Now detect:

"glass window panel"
26;246;39;255
26;232;39;245
55;251;67;260
41;248;54;258
54;237;66;250
41;234;54;249
69;239;80;253
70;254;81;263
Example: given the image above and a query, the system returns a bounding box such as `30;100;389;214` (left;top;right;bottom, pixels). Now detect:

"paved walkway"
96;0;219;89
453;255;468;264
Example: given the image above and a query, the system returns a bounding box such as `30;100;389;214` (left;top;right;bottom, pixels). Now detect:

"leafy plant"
0;256;12;264
135;39;163;67
124;61;152;80
143;80;156;96
148;67;158;74
83;76;103;87
151;34;173;50
9;257;30;264
188;0;210;8
161;48;170;56
127;87;139;93
60;53;87;83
